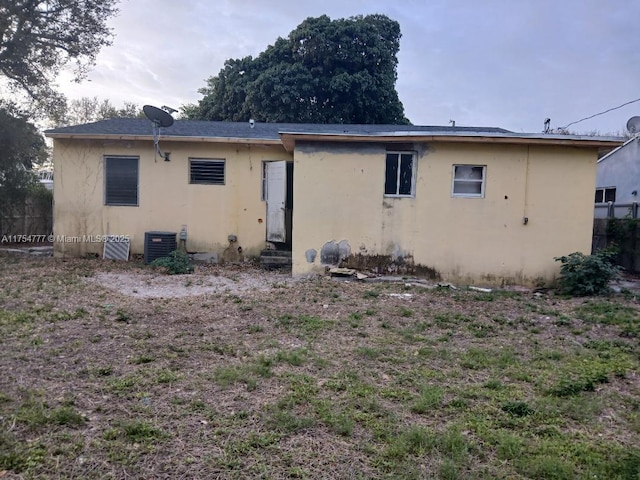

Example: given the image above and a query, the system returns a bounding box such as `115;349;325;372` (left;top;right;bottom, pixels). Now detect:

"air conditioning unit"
144;231;177;264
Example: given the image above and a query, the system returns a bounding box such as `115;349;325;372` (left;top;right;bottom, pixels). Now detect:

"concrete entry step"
260;249;292;270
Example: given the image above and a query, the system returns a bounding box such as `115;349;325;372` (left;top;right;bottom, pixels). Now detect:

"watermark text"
1;234;131;244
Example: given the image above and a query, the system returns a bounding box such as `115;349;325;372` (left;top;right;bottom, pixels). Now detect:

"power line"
561;97;640;130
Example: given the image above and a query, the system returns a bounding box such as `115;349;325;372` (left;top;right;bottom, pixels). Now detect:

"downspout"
523;146;530;225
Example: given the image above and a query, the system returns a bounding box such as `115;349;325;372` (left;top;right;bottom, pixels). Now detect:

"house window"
384;152;416;196
595;187;616;203
105;156;139;206
452;165;486;198
190;159;225;185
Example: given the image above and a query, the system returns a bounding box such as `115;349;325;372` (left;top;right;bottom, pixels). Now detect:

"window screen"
105;156;139;206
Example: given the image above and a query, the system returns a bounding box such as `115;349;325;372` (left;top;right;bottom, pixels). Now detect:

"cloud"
55;0;640;134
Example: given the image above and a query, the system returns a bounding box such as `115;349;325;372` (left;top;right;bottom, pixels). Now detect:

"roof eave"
278;132;623;153
597;135;638;164
45;132;283;146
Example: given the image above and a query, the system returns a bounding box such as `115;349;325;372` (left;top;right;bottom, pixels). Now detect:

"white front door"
266;161;286;243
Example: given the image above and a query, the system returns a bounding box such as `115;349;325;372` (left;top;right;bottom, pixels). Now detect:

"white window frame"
595;187;616;204
384;151;417;197
451;165;486;198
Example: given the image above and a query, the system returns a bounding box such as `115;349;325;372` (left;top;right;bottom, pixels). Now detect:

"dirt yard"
1;253;639;479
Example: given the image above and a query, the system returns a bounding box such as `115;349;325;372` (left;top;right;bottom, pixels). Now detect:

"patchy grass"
0;253;639;478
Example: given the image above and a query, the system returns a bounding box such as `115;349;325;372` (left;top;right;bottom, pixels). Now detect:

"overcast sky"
55;0;640;135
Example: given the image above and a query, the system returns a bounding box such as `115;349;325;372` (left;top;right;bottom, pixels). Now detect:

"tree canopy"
50;96;143;127
0;0;119;114
187;14;409;124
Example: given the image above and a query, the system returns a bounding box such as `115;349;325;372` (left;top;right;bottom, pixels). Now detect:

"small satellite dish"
143;105;174;128
626;116;640;134
143;105;174;161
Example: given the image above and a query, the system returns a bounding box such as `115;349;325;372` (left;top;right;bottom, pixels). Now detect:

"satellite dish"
626;116;640;134
143;105;174;161
143;105;174;128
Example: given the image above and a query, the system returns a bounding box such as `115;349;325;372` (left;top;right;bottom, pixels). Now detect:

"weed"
265;409;315;433
575;301;640;338
483;379;504;390
461;347;517;370
547;354;631;397
437;427;471;462
385;426;435;459
155;369;179;384
517;455;574;479
115;309;131;323
502;401;534;417
212;366;247;387
467;321;494;338
120;420;167;443
495;432;524;460
93;365;113;376
132;354;155;364
50;407;86;427
150;250;194;275
108;373;143;393
399;307;414;318
247;324;264;333
277;314;333;336
0;434;47;473
357;346;382;359
274;348;307;366
167;343;186;354
411;385;444;414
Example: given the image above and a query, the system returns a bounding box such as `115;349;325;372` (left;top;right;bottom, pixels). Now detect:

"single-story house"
595;135;640;218
45;119;621;286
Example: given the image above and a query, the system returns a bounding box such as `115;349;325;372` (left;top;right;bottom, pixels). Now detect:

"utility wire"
561;97;640;130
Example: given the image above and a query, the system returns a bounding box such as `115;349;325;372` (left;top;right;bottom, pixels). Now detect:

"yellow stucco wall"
52;135;599;286
291;141;597;286
52;138;291;257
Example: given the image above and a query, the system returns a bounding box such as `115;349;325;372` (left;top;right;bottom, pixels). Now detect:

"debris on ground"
468;286;492;293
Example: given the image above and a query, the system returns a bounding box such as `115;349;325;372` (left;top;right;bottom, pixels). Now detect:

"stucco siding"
596;139;640;208
292;142;598;286
53;139;291;257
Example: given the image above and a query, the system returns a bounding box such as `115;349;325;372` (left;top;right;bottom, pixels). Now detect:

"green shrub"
554;249;619;296
150;250;194;275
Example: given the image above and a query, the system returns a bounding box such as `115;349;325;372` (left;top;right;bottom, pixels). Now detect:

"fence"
593;217;640;273
594;202;640;219
1;195;53;238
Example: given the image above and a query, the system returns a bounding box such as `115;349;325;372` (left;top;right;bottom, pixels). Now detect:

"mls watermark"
1;234;131;244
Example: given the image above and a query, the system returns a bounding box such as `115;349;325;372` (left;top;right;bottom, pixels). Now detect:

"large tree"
187;14;409;124
0;0;119;114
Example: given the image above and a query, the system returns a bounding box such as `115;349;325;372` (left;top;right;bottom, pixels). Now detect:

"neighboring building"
45;120;620;286
36;167;53;191
595;136;640;218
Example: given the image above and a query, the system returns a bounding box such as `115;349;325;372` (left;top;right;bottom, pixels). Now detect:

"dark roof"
45;118;512;140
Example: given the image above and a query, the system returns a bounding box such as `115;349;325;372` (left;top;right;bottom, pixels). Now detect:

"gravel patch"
85;268;298;298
